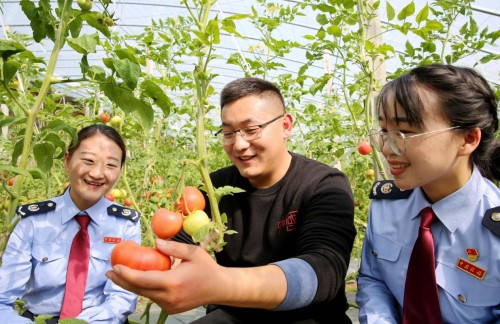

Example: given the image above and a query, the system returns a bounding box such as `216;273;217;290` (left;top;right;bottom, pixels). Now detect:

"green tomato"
109;115;122;126
77;0;93;10
183;210;210;236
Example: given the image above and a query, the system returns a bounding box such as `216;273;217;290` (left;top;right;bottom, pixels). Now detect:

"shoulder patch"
17;200;56;218
369;180;413;200
107;204;140;222
482;206;500;237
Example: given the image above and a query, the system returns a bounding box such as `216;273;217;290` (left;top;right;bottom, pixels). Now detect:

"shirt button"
371;250;378;257
42;257;48;262
457;294;467;303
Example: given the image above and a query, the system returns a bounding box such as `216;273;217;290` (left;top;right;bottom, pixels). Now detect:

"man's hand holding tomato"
106;239;287;314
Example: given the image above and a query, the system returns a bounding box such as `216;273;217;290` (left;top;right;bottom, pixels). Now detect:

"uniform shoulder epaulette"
16;200;57;218
482;206;500;237
107;204;140;222
369;180;413;200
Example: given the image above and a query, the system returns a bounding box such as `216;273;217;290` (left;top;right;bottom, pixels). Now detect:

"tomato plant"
183;210;210;236
111;240;171;271
175;186;206;215
151;208;184;239
357;140;372;156
99;112;110;123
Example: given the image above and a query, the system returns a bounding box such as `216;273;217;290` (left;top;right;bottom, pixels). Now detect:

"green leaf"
0;39;26;60
66;33;99;55
316;14;328;26
33;142;56;173
113;58;141;90
12;139;24;167
141;79;173;117
43;133;67;159
386;2;395;21
101;81;154;129
326;25;342;37
415;3;428;24
397;2;415;20
207;17;220;45
68;9;83;38
29;168;49;192
405;40;415;57
43;120;77;145
82;12;111;38
0;165;33;179
2;60;20;84
425;20;444;31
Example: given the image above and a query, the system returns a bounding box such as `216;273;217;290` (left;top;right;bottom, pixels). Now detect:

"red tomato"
7;178;14;186
151;176;163;184
357;140;372;155
124;198;132;206
99;112;110;123
105;193;114;202
111;240;171;271
174;186;206;215
151;208;184;239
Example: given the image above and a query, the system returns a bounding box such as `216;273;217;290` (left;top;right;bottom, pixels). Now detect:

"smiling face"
379;88;475;202
221;94;293;188
64;133;123;210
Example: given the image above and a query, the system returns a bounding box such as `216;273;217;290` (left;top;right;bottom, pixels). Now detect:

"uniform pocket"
372;233;402;262
436;263;500;307
32;244;68;288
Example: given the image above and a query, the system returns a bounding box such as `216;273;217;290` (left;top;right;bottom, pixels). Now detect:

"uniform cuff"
271;258;318;311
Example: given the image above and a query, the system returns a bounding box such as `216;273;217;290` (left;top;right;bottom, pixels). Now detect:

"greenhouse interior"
0;0;499;323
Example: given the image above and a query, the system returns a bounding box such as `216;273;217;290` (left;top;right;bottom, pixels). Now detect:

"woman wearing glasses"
356;64;500;323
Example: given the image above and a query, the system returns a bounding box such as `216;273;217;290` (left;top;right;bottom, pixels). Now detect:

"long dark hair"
67;124;127;166
378;64;499;181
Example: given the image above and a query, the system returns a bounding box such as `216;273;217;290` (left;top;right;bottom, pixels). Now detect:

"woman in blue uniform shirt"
356;64;500;323
0;124;141;323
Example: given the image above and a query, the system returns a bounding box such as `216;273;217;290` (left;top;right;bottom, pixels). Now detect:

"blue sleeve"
356;209;400;324
0;220;35;323
271;258;318;311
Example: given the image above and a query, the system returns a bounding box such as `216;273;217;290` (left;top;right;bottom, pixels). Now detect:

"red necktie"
60;214;91;319
403;207;442;324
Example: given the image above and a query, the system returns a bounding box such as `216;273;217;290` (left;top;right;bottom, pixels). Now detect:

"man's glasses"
369;126;461;156
215;114;284;145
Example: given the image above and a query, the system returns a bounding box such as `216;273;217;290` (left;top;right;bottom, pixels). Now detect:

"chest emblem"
277;210;298;233
456;258;486;280
465;248;479;262
103;236;122;244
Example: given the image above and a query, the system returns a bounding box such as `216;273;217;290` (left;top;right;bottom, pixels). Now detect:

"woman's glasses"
369;126;461;156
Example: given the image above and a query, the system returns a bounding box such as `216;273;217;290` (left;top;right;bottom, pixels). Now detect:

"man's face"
220;94;293;188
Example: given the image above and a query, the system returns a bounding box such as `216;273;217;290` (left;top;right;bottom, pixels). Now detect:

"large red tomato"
174;186;206;215
357;140;373;155
110;240;171;271
151;208;184;239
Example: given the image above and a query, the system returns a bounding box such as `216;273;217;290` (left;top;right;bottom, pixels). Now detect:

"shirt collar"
410;166;483;233
62;188;111;225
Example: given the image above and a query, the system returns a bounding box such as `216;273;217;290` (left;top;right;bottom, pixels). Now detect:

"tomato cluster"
110;186;211;271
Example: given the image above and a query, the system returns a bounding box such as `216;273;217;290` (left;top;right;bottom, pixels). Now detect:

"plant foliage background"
1;0;499;270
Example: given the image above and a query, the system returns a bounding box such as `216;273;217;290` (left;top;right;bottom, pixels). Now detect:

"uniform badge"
369;180;413;200
17;200;56;218
456;258;486;280
466;248;479;262
482;206;500;237
107;204;140;222
103;236;122;244
381;182;393;194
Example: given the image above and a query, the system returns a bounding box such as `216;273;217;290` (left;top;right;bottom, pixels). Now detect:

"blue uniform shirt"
356;167;500;323
0;188;141;323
